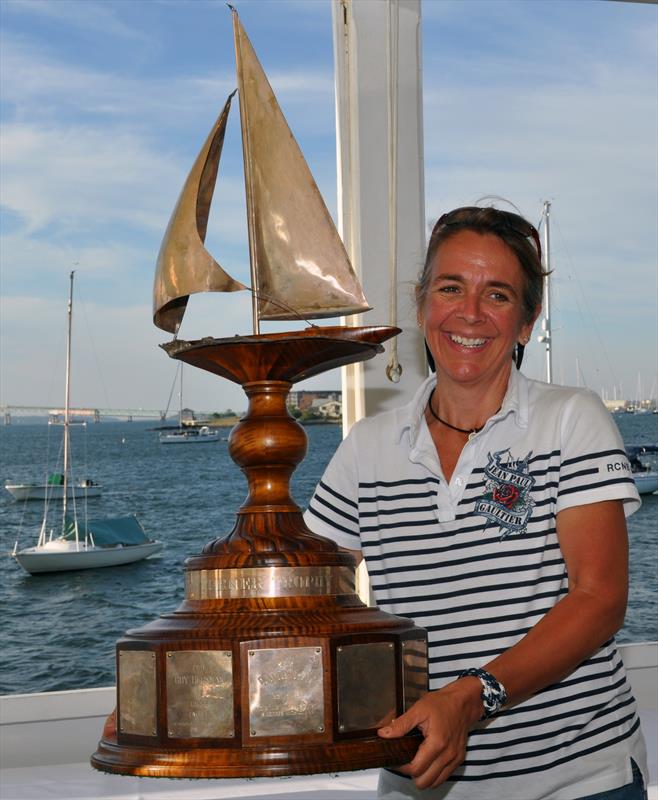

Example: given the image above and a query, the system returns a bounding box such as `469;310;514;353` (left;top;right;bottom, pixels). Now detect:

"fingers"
377;689;470;789
377;709;417;739
102;708;117;738
414;751;464;791
404;726;467;790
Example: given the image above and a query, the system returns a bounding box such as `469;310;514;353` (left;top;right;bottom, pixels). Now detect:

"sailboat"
152;11;376;345
4;472;101;502
627;444;658;495
158;363;221;443
12;272;163;575
5;275;101;502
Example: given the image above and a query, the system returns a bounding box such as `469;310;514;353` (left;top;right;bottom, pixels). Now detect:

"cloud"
3;0;152;43
0;36;235;124
0;291;255;411
1;123;176;233
422;36;657;286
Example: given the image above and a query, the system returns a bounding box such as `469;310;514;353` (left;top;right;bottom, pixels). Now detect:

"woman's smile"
448;334;488;348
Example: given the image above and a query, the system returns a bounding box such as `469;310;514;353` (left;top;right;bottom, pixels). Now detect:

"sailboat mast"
62;270;74;522
232;9;260;335
539;200;553;384
179;364;183;429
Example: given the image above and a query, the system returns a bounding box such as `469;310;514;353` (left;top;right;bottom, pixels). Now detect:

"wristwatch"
459;667;508;720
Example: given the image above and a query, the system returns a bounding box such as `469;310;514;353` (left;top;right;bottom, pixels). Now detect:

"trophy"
91;9;427;778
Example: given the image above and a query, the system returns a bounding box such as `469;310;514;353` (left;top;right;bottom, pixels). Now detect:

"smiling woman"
305;204;649;798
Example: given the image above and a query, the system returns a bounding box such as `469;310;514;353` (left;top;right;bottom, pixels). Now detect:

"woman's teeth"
450;334;486;348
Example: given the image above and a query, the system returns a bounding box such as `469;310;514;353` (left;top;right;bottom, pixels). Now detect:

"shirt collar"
499;365;529;428
396;366;529;447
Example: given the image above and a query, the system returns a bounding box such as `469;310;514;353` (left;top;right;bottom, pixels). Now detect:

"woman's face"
418;230;539;390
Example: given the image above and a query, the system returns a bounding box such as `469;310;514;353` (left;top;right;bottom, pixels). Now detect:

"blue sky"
1;0;656;414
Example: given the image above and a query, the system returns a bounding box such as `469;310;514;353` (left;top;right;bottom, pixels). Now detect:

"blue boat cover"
62;515;150;546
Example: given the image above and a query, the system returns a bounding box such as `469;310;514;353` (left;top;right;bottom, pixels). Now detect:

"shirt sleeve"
303;426;362;551
557;389;641;517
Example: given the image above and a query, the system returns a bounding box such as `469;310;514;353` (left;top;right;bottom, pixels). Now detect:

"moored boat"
4;476;101;502
11;272;163;575
13;515;163;575
159;425;221;444
628;445;658;495
634;472;658;495
158;364;222;443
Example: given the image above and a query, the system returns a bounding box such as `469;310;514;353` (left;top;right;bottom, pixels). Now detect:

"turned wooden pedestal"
91;327;427;778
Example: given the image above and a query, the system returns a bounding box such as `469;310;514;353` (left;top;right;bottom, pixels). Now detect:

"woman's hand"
377;677;483;790
103;708;117;739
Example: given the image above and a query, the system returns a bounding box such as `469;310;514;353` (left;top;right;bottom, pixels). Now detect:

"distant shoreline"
153;417;342;431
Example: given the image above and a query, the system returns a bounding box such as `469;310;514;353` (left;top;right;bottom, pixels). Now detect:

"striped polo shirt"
304;368;647;799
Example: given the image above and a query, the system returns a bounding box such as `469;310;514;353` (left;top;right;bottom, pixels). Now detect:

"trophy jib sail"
153;92;247;336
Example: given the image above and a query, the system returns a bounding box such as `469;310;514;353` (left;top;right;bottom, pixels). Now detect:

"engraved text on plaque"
166;650;235;738
248;646;324;737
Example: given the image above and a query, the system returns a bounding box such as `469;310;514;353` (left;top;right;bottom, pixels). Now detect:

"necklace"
427;387;490;441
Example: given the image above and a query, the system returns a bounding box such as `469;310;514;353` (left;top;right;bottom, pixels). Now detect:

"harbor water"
0;413;656;696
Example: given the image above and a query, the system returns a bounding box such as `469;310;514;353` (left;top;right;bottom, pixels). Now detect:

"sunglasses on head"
434;206;542;262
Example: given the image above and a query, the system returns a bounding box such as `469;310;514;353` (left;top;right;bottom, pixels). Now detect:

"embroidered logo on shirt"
476;449;535;539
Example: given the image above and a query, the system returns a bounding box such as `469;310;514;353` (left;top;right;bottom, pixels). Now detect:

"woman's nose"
457;293;484;323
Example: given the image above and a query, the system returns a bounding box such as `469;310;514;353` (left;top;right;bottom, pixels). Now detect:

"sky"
1;0;657;416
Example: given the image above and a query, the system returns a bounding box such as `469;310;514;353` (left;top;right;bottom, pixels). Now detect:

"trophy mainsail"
153;9;370;335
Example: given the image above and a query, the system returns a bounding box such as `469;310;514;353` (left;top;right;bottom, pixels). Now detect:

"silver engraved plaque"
402;639;428;711
337;642;396;733
248;646;325;737
186;566;354;600
118;650;157;737
166;650;234;739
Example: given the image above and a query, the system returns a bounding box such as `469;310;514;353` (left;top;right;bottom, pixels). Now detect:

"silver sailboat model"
154;10;371;339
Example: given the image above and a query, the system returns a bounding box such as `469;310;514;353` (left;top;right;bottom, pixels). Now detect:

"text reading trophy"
91;9;427;778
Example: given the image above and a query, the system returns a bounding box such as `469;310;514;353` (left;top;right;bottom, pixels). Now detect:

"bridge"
0;405;169;424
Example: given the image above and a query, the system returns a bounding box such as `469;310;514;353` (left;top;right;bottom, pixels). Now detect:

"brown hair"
416;205;547;325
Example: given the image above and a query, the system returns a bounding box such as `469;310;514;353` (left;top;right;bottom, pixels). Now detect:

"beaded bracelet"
459;667;508;720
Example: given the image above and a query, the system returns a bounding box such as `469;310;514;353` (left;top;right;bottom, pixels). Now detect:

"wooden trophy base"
91;569;426;778
91;328;428;779
93;734;421;779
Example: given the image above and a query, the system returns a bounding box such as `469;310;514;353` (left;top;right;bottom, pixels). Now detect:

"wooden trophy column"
91;328;428;778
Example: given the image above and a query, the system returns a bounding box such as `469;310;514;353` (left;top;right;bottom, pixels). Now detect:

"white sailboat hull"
13;539;163;574
159;426;222;443
4;482;102;501
634;472;658;495
159;436;219;443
